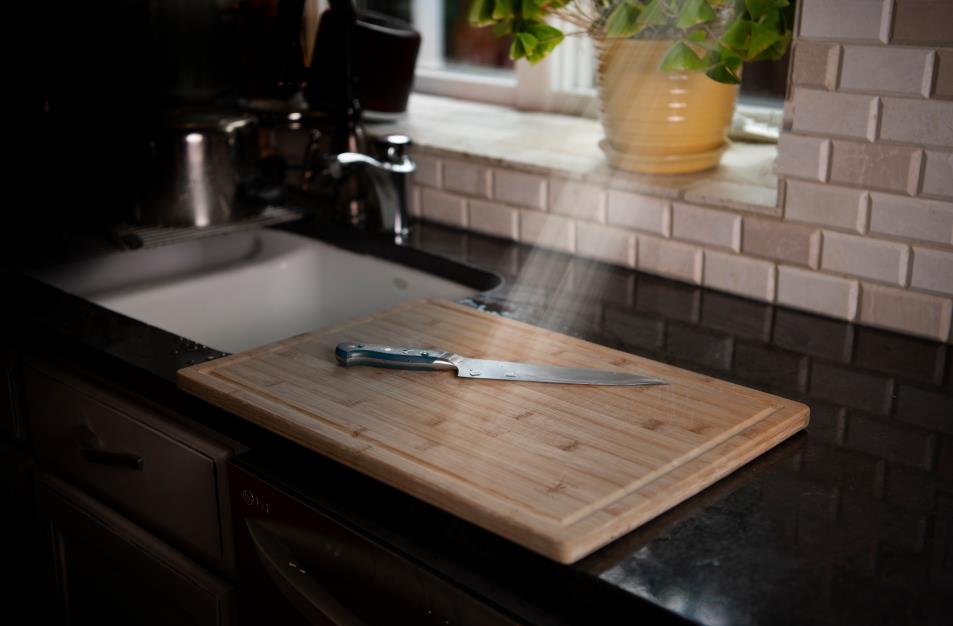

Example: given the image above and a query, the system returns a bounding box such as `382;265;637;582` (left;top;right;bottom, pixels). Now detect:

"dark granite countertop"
6;218;953;625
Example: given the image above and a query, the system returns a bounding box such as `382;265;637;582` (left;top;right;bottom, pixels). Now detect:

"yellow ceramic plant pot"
597;39;739;175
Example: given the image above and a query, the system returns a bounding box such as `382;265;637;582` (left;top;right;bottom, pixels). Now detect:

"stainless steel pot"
136;113;265;227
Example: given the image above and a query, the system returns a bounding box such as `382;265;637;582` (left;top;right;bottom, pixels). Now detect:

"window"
360;1;788;138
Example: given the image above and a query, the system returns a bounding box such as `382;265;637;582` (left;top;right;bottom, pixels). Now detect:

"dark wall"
19;0;248;233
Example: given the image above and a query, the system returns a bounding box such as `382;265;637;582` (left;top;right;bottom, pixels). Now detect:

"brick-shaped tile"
791;89;878;140
494;169;547;210
776;134;830;182
442;158;491;197
822;230;910;286
520;210;574;253
880;98;953;148
829;140;922;195
607;190;671;236
777;265;860;320
575;221;634;267
922;150;953;199
743;217;821;268
468;199;519;240
412;152;441;188
637;235;703;284
420;188;467;228
869;192;953;245
799;0;888;42
703;250;776;302
672;203;741;251
936;50;953;99
784;180;868;232
911;247;953;296
860;282;953;341
791;41;840;90
550;178;606;222
839;45;933;97
892;0;953;45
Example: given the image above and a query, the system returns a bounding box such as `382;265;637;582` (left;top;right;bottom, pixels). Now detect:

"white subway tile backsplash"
575;221;634;267
777;266;860;321
494;169;547;210
550;178;606;221
776;134;830;182
869;193;953;245
443;159;491;197
703;251;776;302
743;217;822;268
607;190;671;236
860;282;953;342
799;0;887;42
637;235;703;284
672;203;742;251
469;199;519;240
822;230;910;285
420;188;468;228
828;140;922;194
922;150;953;199
880;98;953;148
839;45;933;96
520;210;574;253
792;41;840;90
911;247;953;296
413;153;441;188
791;90;878;140
784;180;868;233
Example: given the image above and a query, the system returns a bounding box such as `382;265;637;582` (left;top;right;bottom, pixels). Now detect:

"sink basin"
33;229;479;353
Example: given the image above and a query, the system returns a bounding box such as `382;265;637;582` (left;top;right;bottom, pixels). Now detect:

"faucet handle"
374;134;412;164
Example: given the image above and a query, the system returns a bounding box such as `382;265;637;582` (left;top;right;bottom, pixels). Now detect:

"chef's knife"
334;343;667;386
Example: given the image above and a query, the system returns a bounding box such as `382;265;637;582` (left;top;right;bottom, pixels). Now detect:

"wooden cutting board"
179;299;808;562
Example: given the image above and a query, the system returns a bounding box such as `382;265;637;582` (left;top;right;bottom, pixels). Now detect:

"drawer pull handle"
81;448;144;471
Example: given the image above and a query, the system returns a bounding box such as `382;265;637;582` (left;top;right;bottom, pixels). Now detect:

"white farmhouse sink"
33;229;477;353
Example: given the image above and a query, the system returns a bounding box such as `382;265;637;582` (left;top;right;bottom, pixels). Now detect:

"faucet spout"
325;135;416;242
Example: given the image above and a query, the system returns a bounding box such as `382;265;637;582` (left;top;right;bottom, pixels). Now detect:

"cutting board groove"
180;299;808;562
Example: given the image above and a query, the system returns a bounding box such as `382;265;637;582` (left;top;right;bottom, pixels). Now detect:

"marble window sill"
374;94;780;217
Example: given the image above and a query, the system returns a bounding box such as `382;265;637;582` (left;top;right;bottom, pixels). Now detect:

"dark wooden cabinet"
16;357;242;625
36;471;235;626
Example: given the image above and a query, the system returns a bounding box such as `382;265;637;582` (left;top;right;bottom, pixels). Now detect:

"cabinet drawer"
25;364;227;568
36;470;234;626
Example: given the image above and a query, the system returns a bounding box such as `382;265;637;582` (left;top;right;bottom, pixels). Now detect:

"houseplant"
469;0;795;173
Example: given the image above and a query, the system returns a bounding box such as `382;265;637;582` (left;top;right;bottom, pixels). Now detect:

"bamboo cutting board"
179;299;808;562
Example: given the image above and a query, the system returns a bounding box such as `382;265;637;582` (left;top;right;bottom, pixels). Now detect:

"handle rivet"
383;347;392;352
421;351;429;356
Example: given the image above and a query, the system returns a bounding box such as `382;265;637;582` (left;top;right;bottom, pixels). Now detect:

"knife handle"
335;343;456;371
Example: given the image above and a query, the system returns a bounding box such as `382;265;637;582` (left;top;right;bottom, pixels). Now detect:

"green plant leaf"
747;20;780;58
660;40;709;72
677;0;717;28
720;18;751;53
521;0;547;20
605;1;641;38
492;19;514;37
491;0;515;20
510;31;539;60
636;0;670;32
744;0;789;20
468;0;495;26
686;28;708;42
706;62;741;84
525;20;565;60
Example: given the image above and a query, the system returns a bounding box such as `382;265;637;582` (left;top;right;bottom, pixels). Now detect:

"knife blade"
334;343;667;386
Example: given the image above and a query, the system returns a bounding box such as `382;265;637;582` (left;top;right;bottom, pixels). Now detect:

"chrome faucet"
325;134;416;243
